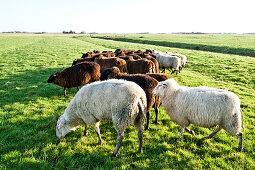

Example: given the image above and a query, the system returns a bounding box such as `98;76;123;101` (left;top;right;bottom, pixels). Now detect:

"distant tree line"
62;31;87;34
63;30;76;34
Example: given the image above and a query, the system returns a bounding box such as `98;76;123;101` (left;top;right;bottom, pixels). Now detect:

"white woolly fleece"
153;78;242;136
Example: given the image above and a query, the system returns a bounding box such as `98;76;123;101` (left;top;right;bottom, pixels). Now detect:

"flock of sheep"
48;49;244;157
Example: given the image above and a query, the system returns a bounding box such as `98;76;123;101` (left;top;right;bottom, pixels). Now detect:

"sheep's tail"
138;98;147;125
240;108;245;130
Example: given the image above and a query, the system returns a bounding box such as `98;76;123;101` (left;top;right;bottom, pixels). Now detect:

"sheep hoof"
138;149;143;154
237;146;243;152
111;153;117;157
153;121;158;124
98;140;103;145
83;132;88;137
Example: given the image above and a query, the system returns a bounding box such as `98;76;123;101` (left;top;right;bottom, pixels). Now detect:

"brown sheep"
100;51;115;57
126;56;156;74
94;55;127;73
146;73;170;124
81;52;93;58
100;67;158;130
47;62;100;96
72;57;95;66
141;54;160;73
119;55;142;61
115;51;126;57
135;50;144;55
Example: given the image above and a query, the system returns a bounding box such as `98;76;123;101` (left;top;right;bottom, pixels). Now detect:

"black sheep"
47;62;100;96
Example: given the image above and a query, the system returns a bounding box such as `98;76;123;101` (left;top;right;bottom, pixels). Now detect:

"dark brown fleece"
94;55;127;73
146;73;170;123
72;57;96;66
142;55;159;73
146;73;170;82
126;57;156;74
54;62;100;89
100;67;159;129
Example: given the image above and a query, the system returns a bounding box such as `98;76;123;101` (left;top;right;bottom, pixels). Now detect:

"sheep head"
152;50;158;55
56;115;71;139
100;68;112;80
153;78;180;98
153;80;168;98
47;73;57;83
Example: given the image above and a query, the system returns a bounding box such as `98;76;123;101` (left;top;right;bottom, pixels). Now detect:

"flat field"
0;33;254;169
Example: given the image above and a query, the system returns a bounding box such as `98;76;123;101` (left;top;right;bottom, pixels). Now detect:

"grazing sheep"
47;62;100;96
100;67;158;130
153;78;244;151
94;55;127;73
156;54;181;74
119;55;142;61
100;51;116;57
81;52;93;58
172;53;187;70
152;50;165;58
152;50;186;73
146;73;170;124
115;51;126;57
56;79;147;157
72;57;95;66
126;56;156;74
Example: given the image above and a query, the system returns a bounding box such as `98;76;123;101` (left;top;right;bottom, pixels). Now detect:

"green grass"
0;33;254;169
93;34;255;57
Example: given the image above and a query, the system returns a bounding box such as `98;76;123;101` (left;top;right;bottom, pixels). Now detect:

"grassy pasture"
0;34;254;169
93;34;255;57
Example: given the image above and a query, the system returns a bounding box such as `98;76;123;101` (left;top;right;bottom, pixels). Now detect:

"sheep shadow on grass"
0;67;81;108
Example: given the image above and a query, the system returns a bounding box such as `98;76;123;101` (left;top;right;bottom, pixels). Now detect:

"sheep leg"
145;111;150;130
64;88;66;96
136;124;143;154
177;127;185;141
83;124;88;137
185;127;195;136
202;126;222;140
237;132;243;151
112;132;124;157
94;122;102;145
161;68;165;73
154;107;159;124
77;87;80;90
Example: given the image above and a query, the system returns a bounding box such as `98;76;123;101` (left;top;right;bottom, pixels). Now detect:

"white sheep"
152;50;165;58
172;53;187;70
152;50;181;74
157;55;181;74
56;79;147;157
153;50;186;72
153;78;244;151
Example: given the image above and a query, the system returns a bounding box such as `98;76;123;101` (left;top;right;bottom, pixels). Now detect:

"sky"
0;0;255;33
